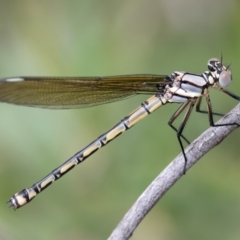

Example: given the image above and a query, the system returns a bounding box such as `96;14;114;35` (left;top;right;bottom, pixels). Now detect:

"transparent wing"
0;74;169;109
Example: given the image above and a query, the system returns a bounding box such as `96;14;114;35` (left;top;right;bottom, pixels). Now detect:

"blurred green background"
0;1;240;239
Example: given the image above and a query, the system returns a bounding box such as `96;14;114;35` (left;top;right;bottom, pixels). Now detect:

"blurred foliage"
0;1;240;240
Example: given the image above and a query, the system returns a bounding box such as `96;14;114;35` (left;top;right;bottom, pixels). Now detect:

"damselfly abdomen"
1;58;239;209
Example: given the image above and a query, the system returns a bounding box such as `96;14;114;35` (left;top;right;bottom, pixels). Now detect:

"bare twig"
108;103;240;240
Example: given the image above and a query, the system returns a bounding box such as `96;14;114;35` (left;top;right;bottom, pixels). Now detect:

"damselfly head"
208;58;232;87
207;58;220;72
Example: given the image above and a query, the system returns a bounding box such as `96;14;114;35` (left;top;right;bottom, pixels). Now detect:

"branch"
108;103;240;240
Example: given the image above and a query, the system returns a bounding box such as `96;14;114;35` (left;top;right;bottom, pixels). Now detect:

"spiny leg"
168;100;191;145
217;87;240;101
205;88;240;127
168;99;197;173
176;99;197;173
196;96;224;117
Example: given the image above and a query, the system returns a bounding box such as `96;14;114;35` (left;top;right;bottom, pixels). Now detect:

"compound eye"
219;70;232;87
207;58;219;72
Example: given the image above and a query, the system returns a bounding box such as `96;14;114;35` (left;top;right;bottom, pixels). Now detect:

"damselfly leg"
205;87;240;128
196;96;224;117
168;99;197;173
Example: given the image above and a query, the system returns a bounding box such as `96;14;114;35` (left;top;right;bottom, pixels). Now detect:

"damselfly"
1;58;239;209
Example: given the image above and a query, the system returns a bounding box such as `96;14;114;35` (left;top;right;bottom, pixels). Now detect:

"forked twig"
108;103;240;240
